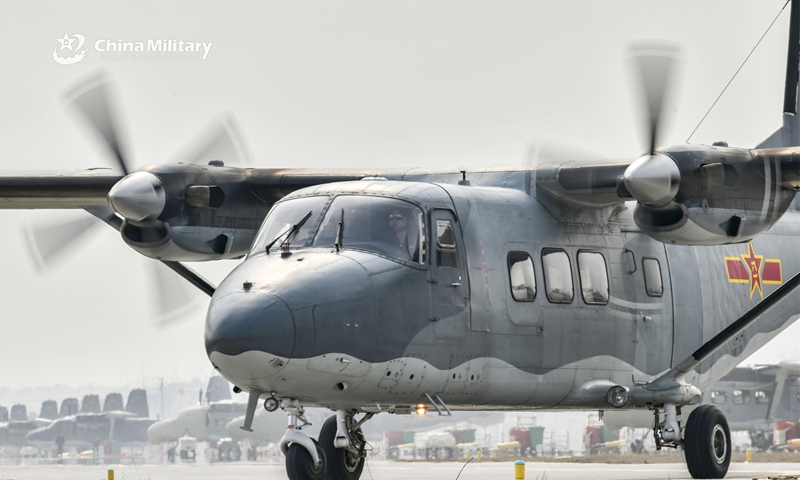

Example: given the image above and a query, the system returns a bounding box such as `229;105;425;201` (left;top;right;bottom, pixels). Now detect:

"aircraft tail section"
758;0;800;147
126;389;149;418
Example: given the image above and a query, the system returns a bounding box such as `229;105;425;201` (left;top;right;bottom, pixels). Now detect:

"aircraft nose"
205;291;295;360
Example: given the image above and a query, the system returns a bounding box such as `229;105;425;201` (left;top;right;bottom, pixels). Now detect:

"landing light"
415;404;427;416
264;397;279;412
606;385;629;408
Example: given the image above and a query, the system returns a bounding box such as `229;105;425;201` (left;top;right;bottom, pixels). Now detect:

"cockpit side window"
542;249;573;304
436;220;459;268
249;196;330;256
312;196;426;264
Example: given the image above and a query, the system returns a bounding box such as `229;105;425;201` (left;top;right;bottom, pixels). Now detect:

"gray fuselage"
205;175;800;412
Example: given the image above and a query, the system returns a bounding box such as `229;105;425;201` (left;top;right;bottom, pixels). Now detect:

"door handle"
450;282;462;287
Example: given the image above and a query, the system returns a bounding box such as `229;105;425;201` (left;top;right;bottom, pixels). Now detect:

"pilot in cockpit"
383;207;420;262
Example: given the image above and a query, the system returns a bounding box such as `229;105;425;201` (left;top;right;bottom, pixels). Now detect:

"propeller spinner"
108;172;166;223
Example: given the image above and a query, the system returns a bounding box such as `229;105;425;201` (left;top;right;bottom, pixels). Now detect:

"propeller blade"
171;115;252;168
23;214;103;273
150;261;209;328
629;42;681;154
64;72;130;175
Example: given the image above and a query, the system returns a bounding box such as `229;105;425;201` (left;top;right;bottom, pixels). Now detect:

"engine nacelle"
120;219;256;261
630;145;797;245
113;162;270;261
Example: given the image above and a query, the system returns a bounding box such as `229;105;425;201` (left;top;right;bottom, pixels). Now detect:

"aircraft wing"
534;161;631;208
0;170;122;209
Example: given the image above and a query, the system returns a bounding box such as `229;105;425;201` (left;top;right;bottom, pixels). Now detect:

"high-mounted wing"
0;171;122;209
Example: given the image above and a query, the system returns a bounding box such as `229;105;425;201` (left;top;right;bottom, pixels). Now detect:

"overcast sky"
0;1;798;390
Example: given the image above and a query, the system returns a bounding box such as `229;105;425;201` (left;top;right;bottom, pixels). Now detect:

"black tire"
286;441;326;480
684;405;731;479
319;415;366;480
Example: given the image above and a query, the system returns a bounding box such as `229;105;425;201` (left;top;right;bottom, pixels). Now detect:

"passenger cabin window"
436;220;459;268
643;258;663;297
710;390;727;404
577;251;609;305
508;252;536;302
732;390;751;405
755;390;770;405
312;196;426;264
542;249;573;304
250;196;329;256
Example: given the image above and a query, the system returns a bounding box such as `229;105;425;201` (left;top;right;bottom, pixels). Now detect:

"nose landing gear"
318;410;373;480
286;441;326;480
279;401;374;480
280;400;327;480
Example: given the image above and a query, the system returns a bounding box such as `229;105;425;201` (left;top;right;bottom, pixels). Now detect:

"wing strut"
672;269;800;376
160;261;216;297
88;206;217;297
636;265;800;404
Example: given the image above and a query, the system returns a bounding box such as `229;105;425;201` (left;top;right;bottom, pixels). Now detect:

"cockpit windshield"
249;196;329;256
312;196;426;264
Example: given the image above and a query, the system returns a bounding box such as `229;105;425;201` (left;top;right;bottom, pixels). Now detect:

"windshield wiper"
334;208;344;252
265;211;313;254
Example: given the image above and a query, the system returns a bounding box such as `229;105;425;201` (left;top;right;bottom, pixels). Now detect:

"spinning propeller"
527;42;683;205
24;72;250;326
622;43;682;207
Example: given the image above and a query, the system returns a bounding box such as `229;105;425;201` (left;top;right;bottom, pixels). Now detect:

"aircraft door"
622;232;674;383
430;209;470;339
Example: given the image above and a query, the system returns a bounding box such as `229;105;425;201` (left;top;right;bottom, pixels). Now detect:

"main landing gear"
651;403;731;479
276;399;372;480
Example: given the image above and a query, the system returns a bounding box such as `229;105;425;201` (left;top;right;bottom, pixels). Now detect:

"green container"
601;425;617;443
402;431;416;444
460;428;476;444
529;426;545;448
109;440;120;465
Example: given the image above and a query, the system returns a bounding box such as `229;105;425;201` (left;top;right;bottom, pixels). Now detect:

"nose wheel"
318;411;372;480
683;405;731;479
286;440;327;480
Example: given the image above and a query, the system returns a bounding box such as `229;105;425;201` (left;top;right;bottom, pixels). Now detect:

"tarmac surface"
1;461;798;480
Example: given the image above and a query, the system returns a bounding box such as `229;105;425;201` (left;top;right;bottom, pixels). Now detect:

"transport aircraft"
5;3;800;479
25;390;152;450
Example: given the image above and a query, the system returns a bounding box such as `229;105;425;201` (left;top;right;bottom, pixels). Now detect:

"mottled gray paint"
205;176;800;410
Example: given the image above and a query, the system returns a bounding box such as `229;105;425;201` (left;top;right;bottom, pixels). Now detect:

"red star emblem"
741;242;764;299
